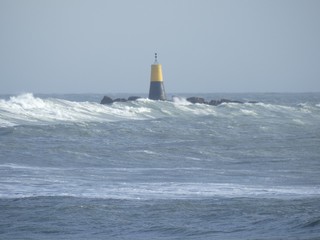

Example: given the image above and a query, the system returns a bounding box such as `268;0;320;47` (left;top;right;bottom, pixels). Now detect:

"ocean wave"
0;93;217;127
0;93;153;127
0;93;319;127
1;181;319;200
1;162;319;200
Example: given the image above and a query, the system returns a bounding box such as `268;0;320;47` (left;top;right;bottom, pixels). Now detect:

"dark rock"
100;96;113;104
100;94;254;107
113;98;127;103
186;97;207;104
128;96;141;101
208;99;246;106
208;100;220;106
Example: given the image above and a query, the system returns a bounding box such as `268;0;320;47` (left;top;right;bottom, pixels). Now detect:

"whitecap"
172;96;192;106
0;93;155;126
240;109;258;116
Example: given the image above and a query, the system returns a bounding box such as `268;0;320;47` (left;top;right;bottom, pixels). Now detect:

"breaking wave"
0;93;152;127
0;93;319;127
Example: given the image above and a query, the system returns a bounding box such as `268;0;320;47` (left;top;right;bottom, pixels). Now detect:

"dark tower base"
148;81;166;100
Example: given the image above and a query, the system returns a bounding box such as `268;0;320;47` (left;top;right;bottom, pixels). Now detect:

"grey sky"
1;0;319;94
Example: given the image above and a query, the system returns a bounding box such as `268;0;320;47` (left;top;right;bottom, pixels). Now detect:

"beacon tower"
148;53;166;100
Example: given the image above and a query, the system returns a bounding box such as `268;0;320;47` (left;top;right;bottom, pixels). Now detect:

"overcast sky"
0;0;319;94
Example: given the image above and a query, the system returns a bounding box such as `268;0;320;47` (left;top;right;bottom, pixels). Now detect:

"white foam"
1;161;319;199
172;96;192;106
240;109;258;116
0;119;16;127
0;93;154;126
1;93;319;127
75;183;320;200
1;177;319;200
173;102;217;116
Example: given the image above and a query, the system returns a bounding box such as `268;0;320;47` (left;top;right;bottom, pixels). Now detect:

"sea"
0;92;320;240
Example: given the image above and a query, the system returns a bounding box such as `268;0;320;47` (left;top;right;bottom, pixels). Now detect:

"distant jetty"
100;95;257;106
100;53;257;106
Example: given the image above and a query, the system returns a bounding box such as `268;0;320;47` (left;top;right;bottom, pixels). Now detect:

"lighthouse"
148;53;166;100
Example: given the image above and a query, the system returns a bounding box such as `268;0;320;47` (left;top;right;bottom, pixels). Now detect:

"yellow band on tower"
150;64;163;82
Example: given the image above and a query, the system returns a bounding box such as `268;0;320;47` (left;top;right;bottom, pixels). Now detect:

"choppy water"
1;93;320;239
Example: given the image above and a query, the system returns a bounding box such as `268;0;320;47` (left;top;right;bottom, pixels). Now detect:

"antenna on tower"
154;53;158;63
